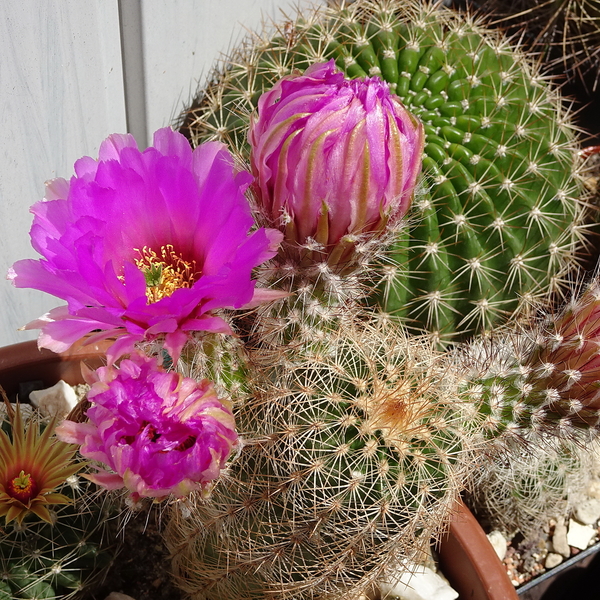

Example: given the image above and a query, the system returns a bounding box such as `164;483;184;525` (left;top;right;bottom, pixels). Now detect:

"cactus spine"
179;0;590;345
0;478;113;600
468;437;594;539
467;0;600;92
166;276;600;599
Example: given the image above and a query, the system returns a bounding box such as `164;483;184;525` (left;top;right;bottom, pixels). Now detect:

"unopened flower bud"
529;280;600;409
249;60;424;262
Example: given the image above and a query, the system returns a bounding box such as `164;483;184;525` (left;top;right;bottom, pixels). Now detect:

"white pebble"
29;380;78;419
552;517;571;557
567;519;595;550
545;553;563;569
487;530;508;561
379;564;458;600
574;498;600;525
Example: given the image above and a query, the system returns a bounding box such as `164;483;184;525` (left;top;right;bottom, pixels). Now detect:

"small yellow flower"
0;404;81;524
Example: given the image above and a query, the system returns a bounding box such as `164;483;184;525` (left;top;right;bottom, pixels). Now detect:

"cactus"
454;275;600;540
440;274;600;545
179;0;590;345
453;276;600;444
166;313;477;600
0;477;113;600
467;437;594;539
0;409;115;600
165;273;600;600
462;0;600;92
162;3;598;597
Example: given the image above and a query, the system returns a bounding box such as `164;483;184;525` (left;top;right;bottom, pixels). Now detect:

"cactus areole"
183;0;588;344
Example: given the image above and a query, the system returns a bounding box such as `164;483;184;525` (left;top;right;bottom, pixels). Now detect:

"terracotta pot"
0;338;110;401
438;499;600;600
438;499;519;600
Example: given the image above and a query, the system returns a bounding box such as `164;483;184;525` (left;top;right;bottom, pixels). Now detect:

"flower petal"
9;127;283;356
67;353;238;499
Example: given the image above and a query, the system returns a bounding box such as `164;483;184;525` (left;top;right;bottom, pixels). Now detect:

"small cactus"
0;408;114;600
468;437;594;539
166;313;476;600
0;476;114;600
454;277;600;541
456;277;600;443
465;0;600;92
179;0;590;344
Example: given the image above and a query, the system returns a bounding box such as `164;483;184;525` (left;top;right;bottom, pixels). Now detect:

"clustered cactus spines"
0;403;114;599
0;412;114;600
167;314;475;600
468;437;594;539
0;476;113;600
454;277;600;445
465;0;600;92
180;0;590;345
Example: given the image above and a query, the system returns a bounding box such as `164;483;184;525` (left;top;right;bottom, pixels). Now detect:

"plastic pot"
517;540;600;600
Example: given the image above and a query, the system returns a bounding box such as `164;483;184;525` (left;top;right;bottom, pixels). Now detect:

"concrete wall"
0;0;313;346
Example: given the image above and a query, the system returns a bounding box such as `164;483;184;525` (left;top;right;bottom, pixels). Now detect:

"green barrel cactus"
180;0;590;345
0;408;115;600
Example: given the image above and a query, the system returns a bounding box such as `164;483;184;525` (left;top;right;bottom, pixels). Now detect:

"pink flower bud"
56;352;238;500
249;60;424;256
531;281;600;409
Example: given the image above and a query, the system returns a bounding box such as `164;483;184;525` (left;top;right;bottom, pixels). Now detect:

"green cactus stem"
179;0;590;345
0;474;114;600
455;277;600;444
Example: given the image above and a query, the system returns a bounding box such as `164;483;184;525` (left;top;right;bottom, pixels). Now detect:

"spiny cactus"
464;0;600;92
454;276;600;540
0;477;113;600
166;313;476;600
467;437;594;539
179;0;590;345
454;276;600;444
0;408;115;600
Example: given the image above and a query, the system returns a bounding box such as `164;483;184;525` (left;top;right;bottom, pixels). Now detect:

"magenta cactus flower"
55;352;238;499
249;60;424;254
8;127;284;363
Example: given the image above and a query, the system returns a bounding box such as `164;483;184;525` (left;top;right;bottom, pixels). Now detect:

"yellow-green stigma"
6;470;39;503
134;245;200;303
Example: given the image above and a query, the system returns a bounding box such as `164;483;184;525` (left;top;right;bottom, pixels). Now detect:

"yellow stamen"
134;245;200;303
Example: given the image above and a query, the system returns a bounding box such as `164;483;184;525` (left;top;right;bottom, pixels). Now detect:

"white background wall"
0;0;316;347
